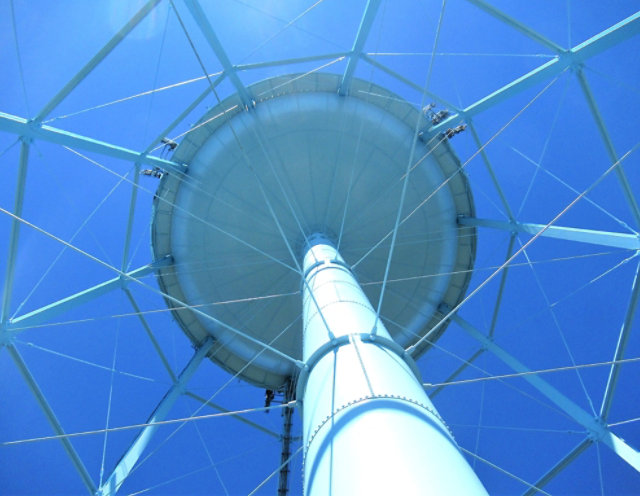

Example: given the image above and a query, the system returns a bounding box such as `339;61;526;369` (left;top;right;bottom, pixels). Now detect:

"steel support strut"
521;438;592;496
600;259;640;419
452;314;640;472
183;0;253;107
0;111;184;172
7;258;172;332
1;140;30;324
34;0;162;122
339;0;382;95
576;69;640;227
8;345;97;494
300;235;487;496
463;0;564;53
430;11;640;135
99;338;215;496
459;217;640;250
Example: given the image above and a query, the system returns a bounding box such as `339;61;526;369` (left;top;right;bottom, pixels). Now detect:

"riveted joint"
297;333;423;401
303;393;456;466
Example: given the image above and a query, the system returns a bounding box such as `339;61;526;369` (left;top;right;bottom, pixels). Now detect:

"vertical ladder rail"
277;381;295;496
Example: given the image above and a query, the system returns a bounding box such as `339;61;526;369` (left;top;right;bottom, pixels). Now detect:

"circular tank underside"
151;73;476;389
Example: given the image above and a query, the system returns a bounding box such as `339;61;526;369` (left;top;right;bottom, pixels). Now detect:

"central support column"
300;235;487;495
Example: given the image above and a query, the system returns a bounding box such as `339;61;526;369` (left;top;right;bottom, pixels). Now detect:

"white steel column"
300;235;487;496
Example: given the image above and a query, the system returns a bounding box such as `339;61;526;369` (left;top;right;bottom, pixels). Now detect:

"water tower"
148;72;485;494
1;2;639;495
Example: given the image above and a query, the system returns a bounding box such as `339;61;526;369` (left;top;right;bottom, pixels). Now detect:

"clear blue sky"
1;1;639;495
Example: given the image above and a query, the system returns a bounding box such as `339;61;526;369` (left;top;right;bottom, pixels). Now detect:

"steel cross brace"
34;0;162;123
120;165;141;273
462;0;564;54
467;122;514;220
360;54;459;111
0;203;300;366
5;257;172;333
576;69;640;227
98;337;215;496
339;0;382;95
0;111;185;173
429;11;640;135
183;0;253;108
459;217;640;250
8;345;97;494
451;314;640;473
521;438;592;496
1;140;30;324
600;258;640;420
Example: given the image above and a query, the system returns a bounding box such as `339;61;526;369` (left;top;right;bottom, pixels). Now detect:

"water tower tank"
151;72;476;388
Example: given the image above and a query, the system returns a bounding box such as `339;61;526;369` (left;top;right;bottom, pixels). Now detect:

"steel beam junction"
6;256;173;334
339;0;382;95
426;11;640;137
450;312;640;473
0;111;185;173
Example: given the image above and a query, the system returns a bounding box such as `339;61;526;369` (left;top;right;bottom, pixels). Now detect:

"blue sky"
1;1;640;495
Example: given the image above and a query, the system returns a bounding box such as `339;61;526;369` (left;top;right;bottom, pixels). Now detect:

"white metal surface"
151;73;476;388
301;238;487;495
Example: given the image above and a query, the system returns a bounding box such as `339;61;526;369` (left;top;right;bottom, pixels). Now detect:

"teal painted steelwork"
339;0;382;95
34;0;162;122
459;217;640;250
600;259;640;420
120;164;141;272
0;111;185;173
521;438;592;496
8;345;97;494
184;0;253;107
452;314;640;472
488;233;517;338
571;12;640;60
430;11;640;135
144;77;222;154
432;56;566;134
99;338;215;496
122;289;283;441
577;69;640;226
1;140;30;324
143;57;348;155
123;288;177;381
7;258;172;332
0;198;301;367
464;0;564;53
468;122;514;219
361;54;459;111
